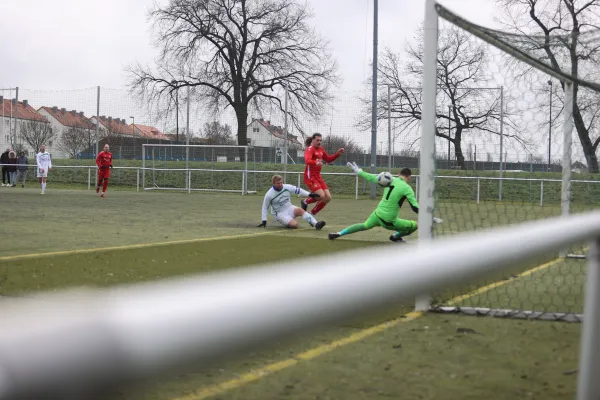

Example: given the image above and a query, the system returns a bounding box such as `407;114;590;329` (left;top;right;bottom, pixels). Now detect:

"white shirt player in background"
258;175;326;230
36;144;52;195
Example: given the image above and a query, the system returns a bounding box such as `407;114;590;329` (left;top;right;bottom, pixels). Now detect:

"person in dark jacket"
0;148;9;186
7;150;17;187
16;151;28;188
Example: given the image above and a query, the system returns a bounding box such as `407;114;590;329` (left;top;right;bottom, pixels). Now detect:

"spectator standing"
16;151;28;188
7;150;17;187
0;148;9;186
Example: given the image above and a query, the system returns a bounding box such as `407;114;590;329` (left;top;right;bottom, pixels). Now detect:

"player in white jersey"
258;175;326;230
36;144;52;194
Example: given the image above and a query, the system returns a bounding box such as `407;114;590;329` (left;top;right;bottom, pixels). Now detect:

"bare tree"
20;120;56;153
202;122;236;145
322;135;362;154
362;26;528;169
129;0;338;151
496;0;600;172
59;127;87;159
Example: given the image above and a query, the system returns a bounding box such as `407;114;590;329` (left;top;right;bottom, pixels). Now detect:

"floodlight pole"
96;86;100;157
548;80;553;171
447;105;451;169
561;82;573;220
387;84;391;171
499;85;504;201
283;86;289;182
186;86;191;192
369;0;379;199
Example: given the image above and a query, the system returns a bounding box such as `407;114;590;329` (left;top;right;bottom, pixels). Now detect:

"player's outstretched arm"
260;191;271;226
347;162;378;183
406;187;419;214
283;184;320;199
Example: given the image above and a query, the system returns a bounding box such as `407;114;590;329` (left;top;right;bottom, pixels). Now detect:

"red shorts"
97;167;111;180
304;175;328;192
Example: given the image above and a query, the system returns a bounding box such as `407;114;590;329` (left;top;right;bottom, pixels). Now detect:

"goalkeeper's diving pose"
258;175;327;230
328;163;442;242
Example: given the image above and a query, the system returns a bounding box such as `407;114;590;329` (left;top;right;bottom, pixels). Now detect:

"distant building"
572;161;588;174
134;124;170;140
38;107;97;158
0;97;50;156
247;118;302;148
89;116;137;138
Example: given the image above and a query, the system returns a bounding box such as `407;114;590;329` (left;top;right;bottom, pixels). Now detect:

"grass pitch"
0;188;589;399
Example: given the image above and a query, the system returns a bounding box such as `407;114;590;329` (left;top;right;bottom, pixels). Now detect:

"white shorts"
273;206;298;227
36;168;48;178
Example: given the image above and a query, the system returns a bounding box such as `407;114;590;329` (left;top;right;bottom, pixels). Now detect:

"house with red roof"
38;106;97;158
89;115;138;138
133;124;170;140
247;118;302;148
0;97;50;155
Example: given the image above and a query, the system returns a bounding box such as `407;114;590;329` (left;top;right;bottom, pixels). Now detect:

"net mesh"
423;2;600;320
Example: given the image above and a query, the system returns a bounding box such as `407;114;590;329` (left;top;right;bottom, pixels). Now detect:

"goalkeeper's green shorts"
363;210;417;234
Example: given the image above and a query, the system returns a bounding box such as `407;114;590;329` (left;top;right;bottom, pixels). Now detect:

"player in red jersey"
95;144;113;198
301;133;344;215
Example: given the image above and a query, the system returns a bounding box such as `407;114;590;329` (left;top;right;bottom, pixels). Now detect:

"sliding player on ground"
258;175;326;230
301;133;344;216
96;144;113;198
328;163;442;241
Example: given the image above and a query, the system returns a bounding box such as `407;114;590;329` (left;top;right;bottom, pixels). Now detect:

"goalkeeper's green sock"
339;223;367;236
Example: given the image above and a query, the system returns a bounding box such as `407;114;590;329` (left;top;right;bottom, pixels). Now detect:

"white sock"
42;183;46;192
302;212;317;226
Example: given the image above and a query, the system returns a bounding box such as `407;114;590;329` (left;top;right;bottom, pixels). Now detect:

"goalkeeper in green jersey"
328;162;442;242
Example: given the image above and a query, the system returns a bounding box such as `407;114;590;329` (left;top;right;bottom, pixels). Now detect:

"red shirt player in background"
301;133;344;216
96;144;113;198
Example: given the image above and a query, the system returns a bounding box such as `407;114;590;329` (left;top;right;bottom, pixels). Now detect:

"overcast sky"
3;0;561;162
0;0;498;91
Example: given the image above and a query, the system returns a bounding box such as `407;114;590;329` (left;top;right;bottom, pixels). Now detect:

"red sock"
310;201;327;215
102;179;109;192
304;197;318;205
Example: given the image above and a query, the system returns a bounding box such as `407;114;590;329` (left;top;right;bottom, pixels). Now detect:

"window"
253;127;259;132
4;135;8;142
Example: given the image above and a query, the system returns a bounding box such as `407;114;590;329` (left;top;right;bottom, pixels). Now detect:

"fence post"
136;168;139;192
477;177;480;204
576;238;600;400
355;174;359;200
297;173;300;188
540;181;544;207
188;169;191;194
241;169;246;196
87;167;91;191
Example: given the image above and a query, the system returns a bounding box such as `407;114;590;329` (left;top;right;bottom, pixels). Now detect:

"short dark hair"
400;168;412;177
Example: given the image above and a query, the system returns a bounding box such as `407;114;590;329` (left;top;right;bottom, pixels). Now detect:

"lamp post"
171;80;179;145
548;80;553;172
447;105;451;169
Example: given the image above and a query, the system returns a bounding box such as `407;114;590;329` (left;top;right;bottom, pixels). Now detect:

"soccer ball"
377;171;393;187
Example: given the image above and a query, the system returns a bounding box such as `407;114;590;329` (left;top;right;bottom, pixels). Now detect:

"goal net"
416;1;600;321
141;144;254;194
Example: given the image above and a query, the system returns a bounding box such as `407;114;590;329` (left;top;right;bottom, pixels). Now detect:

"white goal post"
141;144;255;194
